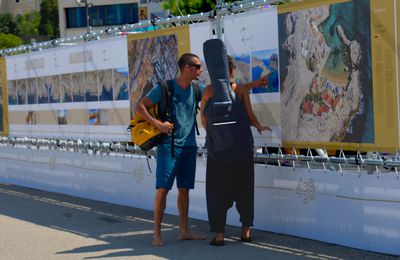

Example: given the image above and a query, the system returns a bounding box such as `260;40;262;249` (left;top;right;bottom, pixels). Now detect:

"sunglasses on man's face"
187;63;202;70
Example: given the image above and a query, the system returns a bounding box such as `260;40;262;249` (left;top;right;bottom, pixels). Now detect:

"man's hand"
157;121;174;135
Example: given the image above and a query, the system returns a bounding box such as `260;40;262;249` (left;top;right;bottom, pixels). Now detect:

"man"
136;53;206;247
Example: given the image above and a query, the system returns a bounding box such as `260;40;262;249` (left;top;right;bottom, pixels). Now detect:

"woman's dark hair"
227;55;236;73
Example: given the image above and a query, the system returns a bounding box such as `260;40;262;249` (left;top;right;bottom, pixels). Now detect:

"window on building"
90;5;106;26
65;3;138;29
65;7;87;29
105;5;120;26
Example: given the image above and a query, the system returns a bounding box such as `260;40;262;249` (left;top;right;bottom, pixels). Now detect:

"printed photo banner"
189;8;281;147
188;21;213;146
6;37;130;141
128;26;190;118
0;57;8;137
223;8;281;147
278;0;400;152
3;0;399;151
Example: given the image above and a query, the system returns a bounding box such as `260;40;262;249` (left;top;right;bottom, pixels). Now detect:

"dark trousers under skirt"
206;154;254;233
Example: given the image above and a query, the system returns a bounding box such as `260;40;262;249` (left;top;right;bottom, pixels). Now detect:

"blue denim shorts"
156;144;197;190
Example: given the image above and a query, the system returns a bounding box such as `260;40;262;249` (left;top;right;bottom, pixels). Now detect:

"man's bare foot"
152;236;165;247
179;231;206;240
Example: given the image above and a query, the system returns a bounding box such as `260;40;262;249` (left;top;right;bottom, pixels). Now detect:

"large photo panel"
224;8;281;147
189;21;214;146
189;8;281;147
0;57;8;136
6;37;130;141
278;0;399;152
370;0;400;152
128;26;190;118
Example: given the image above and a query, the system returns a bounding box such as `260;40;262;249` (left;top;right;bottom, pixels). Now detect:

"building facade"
58;0;166;37
0;0;42;16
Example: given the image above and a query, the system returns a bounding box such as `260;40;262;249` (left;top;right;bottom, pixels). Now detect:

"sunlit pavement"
0;183;396;260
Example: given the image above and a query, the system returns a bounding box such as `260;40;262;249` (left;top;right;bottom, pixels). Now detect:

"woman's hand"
256;74;269;88
257;126;272;135
241;72;270;92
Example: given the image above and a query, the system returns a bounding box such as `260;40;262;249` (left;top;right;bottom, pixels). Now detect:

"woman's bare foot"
241;225;251;239
179;230;206;240
215;232;224;241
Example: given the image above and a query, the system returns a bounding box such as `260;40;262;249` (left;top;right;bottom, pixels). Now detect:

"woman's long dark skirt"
206;153;254;233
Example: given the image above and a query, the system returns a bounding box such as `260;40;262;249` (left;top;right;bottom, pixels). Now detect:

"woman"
201;56;271;246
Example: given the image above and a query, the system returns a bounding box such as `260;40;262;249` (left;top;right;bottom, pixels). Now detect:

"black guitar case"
202;39;253;161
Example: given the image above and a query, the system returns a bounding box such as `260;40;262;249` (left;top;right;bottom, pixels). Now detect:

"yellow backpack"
128;80;202;152
129;81;174;151
129;104;166;151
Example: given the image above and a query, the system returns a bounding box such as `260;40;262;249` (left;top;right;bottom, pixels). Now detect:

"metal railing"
1;136;399;176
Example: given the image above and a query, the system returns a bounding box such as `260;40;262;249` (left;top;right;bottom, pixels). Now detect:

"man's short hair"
178;53;200;71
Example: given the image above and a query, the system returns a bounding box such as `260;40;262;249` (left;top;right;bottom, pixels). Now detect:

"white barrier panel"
0;147;398;255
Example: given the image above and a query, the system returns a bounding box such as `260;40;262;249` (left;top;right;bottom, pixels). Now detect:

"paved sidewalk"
0;183;397;260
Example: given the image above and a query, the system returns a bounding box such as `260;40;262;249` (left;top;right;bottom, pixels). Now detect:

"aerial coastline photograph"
9;67;129;105
128;34;178;117
278;0;373;144
232;54;251;86
98;69;113;101
60;74;73;103
8;81;17;105
27;78;38;104
85;71;99;102
72;72;85;102
47;75;60;103
113;67;129;100
25;110;37;125
37;77;49;104
57;109;68;125
17;80;27;105
251;49;279;93
0;69;3;131
89;108;109;126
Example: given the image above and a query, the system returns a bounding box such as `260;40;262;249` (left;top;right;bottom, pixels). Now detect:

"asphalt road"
0;183;397;260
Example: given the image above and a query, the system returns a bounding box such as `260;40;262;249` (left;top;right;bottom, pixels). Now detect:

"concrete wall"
0;0;42;16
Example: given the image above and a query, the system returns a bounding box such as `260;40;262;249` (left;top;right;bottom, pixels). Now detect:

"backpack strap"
159;81;172;121
165;80;175;159
192;82;202;136
192;82;202;110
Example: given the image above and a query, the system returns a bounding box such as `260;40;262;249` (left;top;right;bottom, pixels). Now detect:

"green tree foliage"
0;12;40;43
0;34;23;49
15;12;41;37
163;0;292;15
0;13;17;35
38;0;59;38
0;0;60;45
163;0;236;16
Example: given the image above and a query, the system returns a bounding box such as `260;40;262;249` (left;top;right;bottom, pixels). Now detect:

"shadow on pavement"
0;183;396;259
